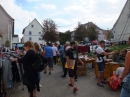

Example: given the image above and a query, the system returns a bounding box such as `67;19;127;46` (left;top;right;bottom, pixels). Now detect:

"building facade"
112;0;130;42
22;18;46;45
0;4;14;48
12;35;19;44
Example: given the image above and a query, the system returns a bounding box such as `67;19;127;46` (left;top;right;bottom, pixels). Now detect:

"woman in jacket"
11;41;39;97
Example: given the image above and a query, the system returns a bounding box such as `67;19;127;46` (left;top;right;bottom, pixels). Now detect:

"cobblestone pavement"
8;66;120;97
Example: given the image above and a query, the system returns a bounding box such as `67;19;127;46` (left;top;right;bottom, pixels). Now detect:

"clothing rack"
0;51;24;97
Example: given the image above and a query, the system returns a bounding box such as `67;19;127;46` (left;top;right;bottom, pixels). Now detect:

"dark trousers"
60;54;64;71
74;64;77;79
63;58;67;77
63;59;77;79
53;56;57;65
38;72;41;83
12;62;20;82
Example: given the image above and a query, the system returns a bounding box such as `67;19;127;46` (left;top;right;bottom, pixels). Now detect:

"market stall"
77;54;96;76
94;62;120;79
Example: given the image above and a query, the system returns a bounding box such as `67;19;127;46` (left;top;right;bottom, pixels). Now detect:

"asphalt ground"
7;65;120;97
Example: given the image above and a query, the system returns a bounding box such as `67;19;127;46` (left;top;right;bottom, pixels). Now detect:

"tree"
42;19;59;43
107;30;114;40
86;24;98;41
59;30;71;45
74;23;87;42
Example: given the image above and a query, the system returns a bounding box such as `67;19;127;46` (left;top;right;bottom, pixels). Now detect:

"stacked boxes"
77;64;87;76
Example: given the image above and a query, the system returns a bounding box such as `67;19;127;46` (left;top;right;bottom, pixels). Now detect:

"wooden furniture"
94;62;120;79
77;59;96;76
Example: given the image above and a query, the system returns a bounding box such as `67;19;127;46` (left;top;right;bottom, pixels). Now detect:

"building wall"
12;37;19;43
97;30;105;41
0;7;13;47
23;19;46;45
112;0;130;42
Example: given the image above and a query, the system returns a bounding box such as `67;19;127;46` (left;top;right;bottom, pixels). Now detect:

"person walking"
43;43;53;75
61;41;70;78
52;43;58;66
34;43;43;88
119;37;130;97
59;45;64;71
66;41;84;92
96;40;114;87
11;41;39;97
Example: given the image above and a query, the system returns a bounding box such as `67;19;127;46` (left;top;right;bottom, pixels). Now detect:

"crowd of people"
0;41;84;97
0;39;130;97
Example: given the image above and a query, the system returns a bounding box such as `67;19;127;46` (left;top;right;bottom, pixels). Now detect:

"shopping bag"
65;60;75;69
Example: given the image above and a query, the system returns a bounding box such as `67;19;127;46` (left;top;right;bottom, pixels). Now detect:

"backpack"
108;74;120;91
32;53;47;72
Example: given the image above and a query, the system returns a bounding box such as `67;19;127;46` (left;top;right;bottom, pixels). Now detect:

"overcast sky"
0;0;127;38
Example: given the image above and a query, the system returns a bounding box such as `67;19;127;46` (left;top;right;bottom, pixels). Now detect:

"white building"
71;22;106;41
12;35;19;43
22;18;46;45
0;4;14;48
112;0;130;42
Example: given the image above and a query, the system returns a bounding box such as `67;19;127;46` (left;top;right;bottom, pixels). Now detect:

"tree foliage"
42;19;59;43
74;23;87;42
59;30;71;45
107;30;114;40
86;24;98;41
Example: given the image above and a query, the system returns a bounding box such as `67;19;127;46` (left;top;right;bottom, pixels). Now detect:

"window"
39;38;41;40
31;25;33;27
29;37;32;41
29;31;32;35
39;32;41;35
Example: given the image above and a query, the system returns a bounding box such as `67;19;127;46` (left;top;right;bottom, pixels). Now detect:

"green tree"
86;24;98;41
42;19;59;43
59;30;71;45
107;30;114;40
74;23;87;42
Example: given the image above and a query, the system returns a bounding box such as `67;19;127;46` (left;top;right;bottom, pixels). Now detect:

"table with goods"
95;44;130;79
77;54;96;76
77;44;130;78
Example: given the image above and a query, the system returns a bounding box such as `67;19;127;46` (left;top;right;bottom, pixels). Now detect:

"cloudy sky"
0;0;127;38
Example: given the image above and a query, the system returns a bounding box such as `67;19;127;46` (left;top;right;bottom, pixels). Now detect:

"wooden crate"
77;71;86;76
77;65;86;71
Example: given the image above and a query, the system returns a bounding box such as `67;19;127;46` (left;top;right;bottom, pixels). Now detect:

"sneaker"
69;83;73;87
44;71;47;74
49;72;51;75
73;87;78;92
75;78;78;81
39;84;42;88
97;83;104;87
101;81;107;84
61;75;66;78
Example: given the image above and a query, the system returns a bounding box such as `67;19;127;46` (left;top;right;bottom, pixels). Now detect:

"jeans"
59;54;64;71
120;88;130;97
38;72;41;83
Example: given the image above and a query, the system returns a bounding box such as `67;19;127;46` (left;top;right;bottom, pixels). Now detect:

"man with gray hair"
61;41;70;78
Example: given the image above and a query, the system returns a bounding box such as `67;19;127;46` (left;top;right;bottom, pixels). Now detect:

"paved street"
8;65;120;97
